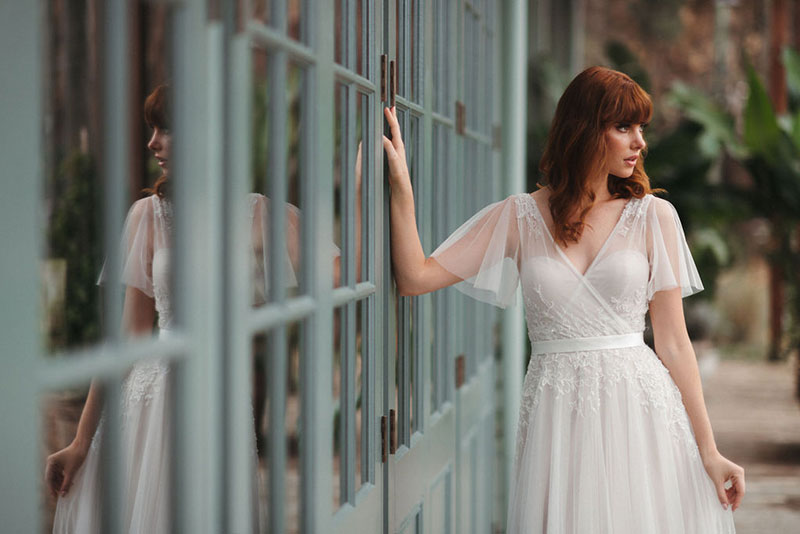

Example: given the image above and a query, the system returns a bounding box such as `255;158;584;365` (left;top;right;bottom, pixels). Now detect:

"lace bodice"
515;193;653;343
431;192;702;346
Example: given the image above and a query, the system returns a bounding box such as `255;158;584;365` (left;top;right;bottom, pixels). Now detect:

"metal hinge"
455;101;466;135
389;60;397;107
389;408;397;454
381;414;387;463
381;54;388;102
455;354;466;388
381;409;398;463
492;124;502;150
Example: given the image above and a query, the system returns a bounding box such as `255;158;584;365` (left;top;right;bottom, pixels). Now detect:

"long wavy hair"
143;84;170;198
538;66;664;246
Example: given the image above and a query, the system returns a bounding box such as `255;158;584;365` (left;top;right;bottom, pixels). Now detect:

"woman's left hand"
702;451;745;511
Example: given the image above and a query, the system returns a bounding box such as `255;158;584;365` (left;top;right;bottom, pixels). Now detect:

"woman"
44;85;265;533
382;66;744;533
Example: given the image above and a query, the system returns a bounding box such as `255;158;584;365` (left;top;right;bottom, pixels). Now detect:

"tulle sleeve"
249;194;301;305
430;195;521;308
646;197;703;301
118;197;156;297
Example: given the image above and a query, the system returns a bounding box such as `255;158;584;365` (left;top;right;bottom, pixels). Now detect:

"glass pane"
251;50;307;304
250;0;304;42
333;84;364;288
251;0;271;25
287;0;303;42
258;323;302;534
357;0;368;77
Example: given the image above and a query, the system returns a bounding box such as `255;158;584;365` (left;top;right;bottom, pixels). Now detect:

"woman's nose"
632;130;645;149
148;132;159;151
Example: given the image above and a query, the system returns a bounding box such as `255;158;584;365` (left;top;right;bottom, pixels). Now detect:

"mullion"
99;0;130;528
400;296;411;445
363;295;374;482
339;300;356;504
270;0;287;33
268;50;289;303
346;0;356;70
268;326;288;534
402;0;411;98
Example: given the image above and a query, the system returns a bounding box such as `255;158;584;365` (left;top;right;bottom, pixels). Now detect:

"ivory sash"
531;332;644;355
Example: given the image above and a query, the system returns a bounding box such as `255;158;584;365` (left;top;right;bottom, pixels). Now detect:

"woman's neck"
586;173;612;203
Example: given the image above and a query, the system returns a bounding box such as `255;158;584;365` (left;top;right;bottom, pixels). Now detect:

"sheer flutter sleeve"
119;197;156;297
430;195;521;308
646;197;703;301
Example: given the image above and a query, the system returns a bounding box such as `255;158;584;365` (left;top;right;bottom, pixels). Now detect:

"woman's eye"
616;124;629;132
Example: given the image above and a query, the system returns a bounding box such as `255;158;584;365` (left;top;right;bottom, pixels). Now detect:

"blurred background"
12;0;800;533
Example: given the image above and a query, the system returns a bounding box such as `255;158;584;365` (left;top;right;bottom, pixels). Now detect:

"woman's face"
604;122;646;178
147;126;172;176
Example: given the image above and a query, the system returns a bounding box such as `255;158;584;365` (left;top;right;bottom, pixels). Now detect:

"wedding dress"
430;193;736;534
52;193;271;533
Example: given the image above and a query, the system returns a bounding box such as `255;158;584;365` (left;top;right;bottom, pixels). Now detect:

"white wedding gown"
53;194;267;533
431;193;736;534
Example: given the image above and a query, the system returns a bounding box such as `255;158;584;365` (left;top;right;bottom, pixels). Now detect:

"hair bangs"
144;85;170;129
602;81;652;126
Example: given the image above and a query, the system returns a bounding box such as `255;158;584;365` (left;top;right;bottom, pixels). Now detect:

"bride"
382;66;745;533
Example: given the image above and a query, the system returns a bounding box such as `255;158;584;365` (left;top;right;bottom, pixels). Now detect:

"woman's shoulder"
642;193;678;219
126;194;156;221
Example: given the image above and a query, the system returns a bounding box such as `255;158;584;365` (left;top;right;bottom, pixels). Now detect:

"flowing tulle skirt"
53;338;261;533
506;345;736;534
52;358;172;534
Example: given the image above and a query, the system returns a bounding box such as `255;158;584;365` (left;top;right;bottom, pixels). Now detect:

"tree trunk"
767;0;788;362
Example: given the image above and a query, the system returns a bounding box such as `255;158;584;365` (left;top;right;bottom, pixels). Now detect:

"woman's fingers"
59;469;74;496
730;471;745;511
44;459;61;497
384;106;404;149
382;135;397;159
714;480;729;509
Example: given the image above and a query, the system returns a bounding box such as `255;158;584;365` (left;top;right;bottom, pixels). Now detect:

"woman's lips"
624;156;638;166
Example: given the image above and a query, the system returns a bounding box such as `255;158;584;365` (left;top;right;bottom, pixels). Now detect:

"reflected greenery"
45;150;102;350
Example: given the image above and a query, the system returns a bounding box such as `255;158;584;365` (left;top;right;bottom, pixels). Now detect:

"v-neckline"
527;193;633;279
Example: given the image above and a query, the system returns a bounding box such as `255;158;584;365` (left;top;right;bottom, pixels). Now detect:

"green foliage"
605;40;652;93
743;65;782;163
46;150;102;350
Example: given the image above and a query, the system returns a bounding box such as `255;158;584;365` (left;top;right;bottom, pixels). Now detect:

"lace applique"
122;360;170;411
152;195;173;234
514;346;699;466
617;195;650;237
514;193;543;238
608;286;648;332
522;282;624;341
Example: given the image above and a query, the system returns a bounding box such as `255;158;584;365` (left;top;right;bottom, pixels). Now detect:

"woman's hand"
45;441;89;498
382;106;412;196
702;451;745;511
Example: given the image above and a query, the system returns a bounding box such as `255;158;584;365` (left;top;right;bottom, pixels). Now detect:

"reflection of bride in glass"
44;85;263;533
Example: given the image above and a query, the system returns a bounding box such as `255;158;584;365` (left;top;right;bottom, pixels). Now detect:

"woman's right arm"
45;286;155;497
382;106;462;296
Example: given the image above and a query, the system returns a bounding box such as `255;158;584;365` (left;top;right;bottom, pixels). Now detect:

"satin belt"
530;332;645;355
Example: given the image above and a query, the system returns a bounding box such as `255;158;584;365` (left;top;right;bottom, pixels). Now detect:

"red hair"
538;66;664;246
143;84;170;198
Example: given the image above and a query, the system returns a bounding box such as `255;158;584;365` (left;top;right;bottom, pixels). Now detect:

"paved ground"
701;352;800;533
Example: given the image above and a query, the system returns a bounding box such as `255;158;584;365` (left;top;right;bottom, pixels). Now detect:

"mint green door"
386;1;503;534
